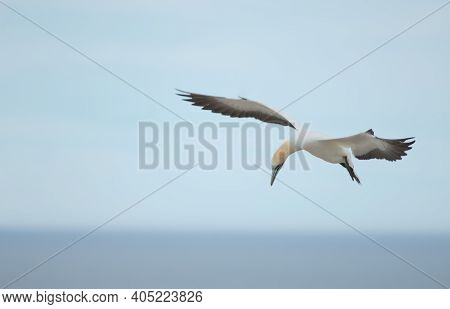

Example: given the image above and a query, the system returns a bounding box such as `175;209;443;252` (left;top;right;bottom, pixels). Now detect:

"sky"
1;0;450;234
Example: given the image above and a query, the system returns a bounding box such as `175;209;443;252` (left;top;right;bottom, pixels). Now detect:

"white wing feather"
324;129;415;161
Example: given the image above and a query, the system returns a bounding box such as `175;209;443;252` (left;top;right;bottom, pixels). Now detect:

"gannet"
176;90;415;186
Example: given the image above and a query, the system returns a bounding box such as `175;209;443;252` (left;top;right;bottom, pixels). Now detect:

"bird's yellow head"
271;141;296;186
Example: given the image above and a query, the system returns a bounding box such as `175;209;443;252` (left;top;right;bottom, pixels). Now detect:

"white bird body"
177;90;415;185
302;135;351;165
277;130;346;164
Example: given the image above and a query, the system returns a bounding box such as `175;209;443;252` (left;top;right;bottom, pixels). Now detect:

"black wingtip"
288;122;296;130
405;138;416;146
175;89;192;97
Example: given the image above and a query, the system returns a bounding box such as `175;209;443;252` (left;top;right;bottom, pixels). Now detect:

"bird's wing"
176;90;296;129
323;129;415;161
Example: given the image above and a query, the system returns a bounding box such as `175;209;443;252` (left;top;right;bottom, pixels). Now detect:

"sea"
1;229;449;288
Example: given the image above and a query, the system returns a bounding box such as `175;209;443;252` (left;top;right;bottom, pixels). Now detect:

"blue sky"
1;0;449;234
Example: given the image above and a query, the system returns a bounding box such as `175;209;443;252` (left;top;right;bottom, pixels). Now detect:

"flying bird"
176;90;415;186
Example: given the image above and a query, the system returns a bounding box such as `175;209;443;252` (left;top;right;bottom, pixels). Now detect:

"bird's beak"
270;164;283;186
